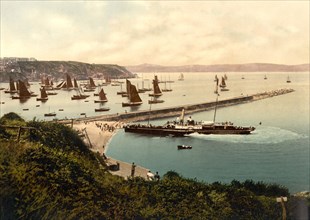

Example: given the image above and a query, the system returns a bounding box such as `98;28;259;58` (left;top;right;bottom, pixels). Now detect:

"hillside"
0;61;134;82
0;112;308;219
127;63;310;73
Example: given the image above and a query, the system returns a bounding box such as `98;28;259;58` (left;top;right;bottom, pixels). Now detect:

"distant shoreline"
126;63;309;73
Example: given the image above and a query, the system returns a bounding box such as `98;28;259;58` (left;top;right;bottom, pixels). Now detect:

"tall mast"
213;93;219;123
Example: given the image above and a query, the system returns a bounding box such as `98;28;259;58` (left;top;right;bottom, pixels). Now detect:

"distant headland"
126;63;309;72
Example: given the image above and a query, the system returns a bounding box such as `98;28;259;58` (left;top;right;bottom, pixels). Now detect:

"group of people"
131;162;160;181
94;122;118;132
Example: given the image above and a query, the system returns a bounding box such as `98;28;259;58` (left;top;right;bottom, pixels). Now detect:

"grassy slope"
0;112;305;219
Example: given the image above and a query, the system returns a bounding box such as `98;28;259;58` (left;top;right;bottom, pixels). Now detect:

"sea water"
106;72;309;193
1;72;309;193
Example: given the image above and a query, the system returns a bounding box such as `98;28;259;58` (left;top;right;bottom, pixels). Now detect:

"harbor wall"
59;88;294;124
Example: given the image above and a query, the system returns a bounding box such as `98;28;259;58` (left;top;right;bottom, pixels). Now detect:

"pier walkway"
59;88;294;125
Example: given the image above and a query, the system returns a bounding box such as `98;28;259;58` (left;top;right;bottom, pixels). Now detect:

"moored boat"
44;112;56;117
95;107;110;112
177;145;192;150
122;82;143;107
94;88;108;103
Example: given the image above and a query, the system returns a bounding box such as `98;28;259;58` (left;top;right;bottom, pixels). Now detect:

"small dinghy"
177;145;192;150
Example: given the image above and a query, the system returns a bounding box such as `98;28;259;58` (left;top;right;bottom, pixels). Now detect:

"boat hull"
95;108;110;112
122;102;142;107
124;125;255;136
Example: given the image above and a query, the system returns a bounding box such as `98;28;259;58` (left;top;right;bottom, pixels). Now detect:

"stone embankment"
59;88;294;124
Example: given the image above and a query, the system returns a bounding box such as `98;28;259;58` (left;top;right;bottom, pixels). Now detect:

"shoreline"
70;88;295;180
72;121;151;179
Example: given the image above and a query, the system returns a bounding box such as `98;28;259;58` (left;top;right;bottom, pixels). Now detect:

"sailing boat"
162;81;172;92
286;76;291;83
94;89;110;111
44;107;56;117
84;77;96;92
148;96;164;104
12;80;37;99
178;73;184;81
57;73;74;90
264;74;267;80
149;77;162;97
4;77;18;94
36;87;48;101
71;87;90;100
94;88;108;103
219;76;229;91
122;84;143;107
117;83;127;95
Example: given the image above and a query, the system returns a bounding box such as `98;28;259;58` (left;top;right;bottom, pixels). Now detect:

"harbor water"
0;72;309;193
106;72;309;193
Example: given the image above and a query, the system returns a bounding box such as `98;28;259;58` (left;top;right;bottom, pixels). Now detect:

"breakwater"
59;88;294;124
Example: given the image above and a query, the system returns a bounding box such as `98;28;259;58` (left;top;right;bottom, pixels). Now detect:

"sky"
0;1;309;66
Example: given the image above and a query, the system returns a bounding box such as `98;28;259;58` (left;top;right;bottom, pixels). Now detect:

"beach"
72;120;150;179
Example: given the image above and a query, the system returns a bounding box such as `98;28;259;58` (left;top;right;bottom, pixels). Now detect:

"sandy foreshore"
73;120;123;155
72;120;151;179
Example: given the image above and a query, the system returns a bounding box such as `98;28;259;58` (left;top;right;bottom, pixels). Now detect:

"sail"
89;77;96;87
18;80;31;97
40;87;48;98
16;81;20;91
9;77;16;91
153;79;162;94
129;85;142;103
220;77;226;87
126;79;132;95
224;74;228;80
98;88;107;101
66;74;73;88
105;75;111;83
44;77;50;86
57;81;66;88
73;78;78;88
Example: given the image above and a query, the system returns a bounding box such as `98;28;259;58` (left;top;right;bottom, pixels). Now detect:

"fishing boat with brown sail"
36;87;48;101
56;73;74;90
4;77;18;94
122;84;143;107
149;76;162;97
84;77;96;92
219;76;229;91
94;88;108;103
12;80;37;99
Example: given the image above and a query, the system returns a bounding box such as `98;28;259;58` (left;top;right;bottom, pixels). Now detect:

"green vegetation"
0;113;306;219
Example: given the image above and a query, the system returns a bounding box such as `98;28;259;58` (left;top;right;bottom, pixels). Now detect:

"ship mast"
213;93;219;123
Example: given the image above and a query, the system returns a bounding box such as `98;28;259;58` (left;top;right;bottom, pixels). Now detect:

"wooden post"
17;126;22;142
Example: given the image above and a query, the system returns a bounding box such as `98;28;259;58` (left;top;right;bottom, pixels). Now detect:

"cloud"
1;1;309;65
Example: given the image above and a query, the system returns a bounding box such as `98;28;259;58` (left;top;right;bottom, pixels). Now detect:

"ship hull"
124;125;254;136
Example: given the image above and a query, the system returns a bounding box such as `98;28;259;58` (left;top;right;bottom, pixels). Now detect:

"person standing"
154;171;160;181
131;162;136;178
